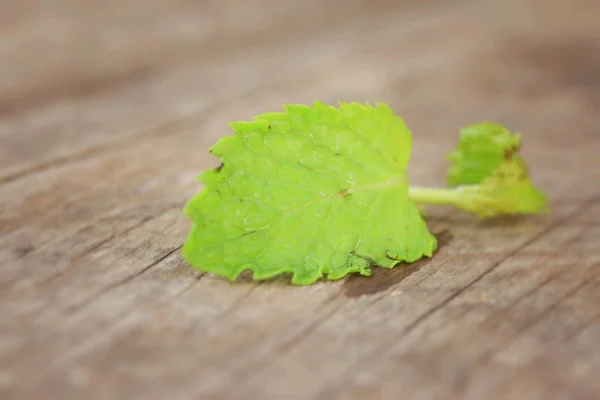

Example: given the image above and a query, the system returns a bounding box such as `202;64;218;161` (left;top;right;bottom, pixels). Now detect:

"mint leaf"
183;102;437;284
460;158;549;217
447;122;521;186
440;121;548;216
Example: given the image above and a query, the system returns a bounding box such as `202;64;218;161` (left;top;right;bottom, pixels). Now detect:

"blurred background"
2;0;599;189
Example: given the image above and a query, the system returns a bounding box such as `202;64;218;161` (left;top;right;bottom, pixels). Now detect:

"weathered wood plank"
2;1;600;399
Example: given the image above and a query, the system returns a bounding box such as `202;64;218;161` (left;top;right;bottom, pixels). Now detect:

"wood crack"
0;205;178;293
64;245;183;315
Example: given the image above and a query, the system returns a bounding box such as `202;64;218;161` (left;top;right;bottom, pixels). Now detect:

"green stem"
408;187;464;207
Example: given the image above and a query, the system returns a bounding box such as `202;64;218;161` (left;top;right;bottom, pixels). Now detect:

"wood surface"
1;0;599;398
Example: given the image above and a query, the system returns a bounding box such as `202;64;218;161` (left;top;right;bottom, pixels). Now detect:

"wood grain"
1;0;599;399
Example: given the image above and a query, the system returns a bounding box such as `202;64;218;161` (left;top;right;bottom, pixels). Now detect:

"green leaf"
458;158;549;217
442;121;548;216
182;101;437;285
447;122;521;186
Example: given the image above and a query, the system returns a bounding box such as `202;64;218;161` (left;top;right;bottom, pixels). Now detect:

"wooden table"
2;1;599;398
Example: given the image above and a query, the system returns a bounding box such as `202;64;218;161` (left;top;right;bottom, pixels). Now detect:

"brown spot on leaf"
338;188;351;197
504;147;515;161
